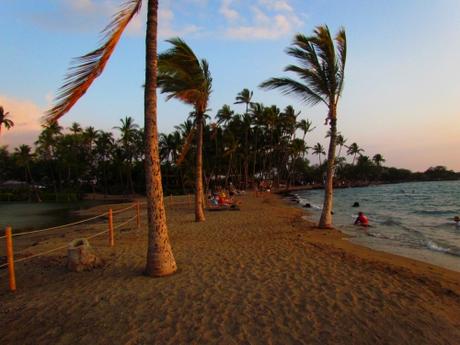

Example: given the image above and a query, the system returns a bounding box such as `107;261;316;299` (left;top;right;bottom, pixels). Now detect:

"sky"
1;0;459;172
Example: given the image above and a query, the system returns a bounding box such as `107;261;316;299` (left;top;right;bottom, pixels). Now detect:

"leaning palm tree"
44;0;177;277
157;37;212;222
0;106;14;135
260;25;347;228
346;142;364;165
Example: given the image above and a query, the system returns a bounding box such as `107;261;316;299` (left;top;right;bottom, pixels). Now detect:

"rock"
352;202;360;207
67;239;104;272
303;203;311;208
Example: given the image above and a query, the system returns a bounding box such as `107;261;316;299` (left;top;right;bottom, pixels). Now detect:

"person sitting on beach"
354;212;369;227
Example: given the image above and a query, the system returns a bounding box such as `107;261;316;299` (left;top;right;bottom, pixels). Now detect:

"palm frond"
260;77;326;106
335;28;347;98
44;0;142;123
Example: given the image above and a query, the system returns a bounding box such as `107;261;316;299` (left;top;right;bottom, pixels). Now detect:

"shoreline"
1;192;459;344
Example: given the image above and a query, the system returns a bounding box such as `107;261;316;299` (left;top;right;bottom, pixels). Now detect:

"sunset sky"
1;0;459;171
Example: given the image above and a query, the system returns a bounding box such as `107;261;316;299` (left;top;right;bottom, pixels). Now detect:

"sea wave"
425;240;460;258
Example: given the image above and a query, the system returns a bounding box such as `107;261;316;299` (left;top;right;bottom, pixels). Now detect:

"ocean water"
294;181;460;272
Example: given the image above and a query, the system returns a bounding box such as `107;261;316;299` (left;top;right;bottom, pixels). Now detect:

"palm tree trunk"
144;0;177;277
195;114;206;221
319;110;337;229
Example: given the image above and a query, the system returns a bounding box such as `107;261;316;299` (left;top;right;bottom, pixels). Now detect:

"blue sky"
1;0;459;171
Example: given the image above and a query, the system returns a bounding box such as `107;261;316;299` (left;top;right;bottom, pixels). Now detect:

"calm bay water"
295;181;460;272
0;200;117;233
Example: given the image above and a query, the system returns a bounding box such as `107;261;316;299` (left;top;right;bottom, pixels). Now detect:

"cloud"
224;3;302;40
222;0;303;40
0;95;43;149
158;2;202;38
220;0;240;21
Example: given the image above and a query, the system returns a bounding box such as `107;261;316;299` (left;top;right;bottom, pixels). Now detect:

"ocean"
294;180;460;272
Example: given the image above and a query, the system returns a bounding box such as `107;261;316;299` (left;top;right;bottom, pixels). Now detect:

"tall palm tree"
234;89;254;189
260;25;347;228
45;0;177;277
312;143;326;166
346;142;364;165
157;37;212;222
114;116;139;194
0;106;14;135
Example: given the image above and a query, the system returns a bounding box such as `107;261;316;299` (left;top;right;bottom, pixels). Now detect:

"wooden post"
188;194;191;206
136;201;140;229
169;194;173;206
108;209;114;247
5;226;16;292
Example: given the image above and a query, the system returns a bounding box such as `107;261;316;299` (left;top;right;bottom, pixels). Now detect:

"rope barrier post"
170;194;173;206
5;226;16;292
136;201;141;229
188;194;191;206
108;208;114;247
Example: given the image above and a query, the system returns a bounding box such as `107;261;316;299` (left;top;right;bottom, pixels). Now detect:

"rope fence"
1;201;143;292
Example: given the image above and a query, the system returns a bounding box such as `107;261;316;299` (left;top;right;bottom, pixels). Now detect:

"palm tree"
114;116;139;194
68;122;83;135
312;143;326;166
336;134;347;158
216;104;234;127
45;0;177;277
296;118;315;142
14;145;42;202
157;37;212;222
346;142;364;165
372;153;385;167
0;106;14;135
234;89;254;189
261;26;347;228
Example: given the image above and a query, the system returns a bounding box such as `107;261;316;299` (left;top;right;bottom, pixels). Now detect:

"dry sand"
1;193;460;345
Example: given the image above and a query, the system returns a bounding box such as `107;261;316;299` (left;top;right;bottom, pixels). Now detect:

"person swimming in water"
354;212;369;227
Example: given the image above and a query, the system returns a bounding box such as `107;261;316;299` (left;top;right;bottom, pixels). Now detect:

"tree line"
1;99;457;202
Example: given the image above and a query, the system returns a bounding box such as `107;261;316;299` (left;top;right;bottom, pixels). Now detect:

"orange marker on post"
5;226;16;292
108;209;114;247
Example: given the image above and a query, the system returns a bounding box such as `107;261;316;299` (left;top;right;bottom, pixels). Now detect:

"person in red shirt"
354;212;369;227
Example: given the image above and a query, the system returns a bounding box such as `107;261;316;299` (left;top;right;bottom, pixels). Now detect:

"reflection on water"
0;200;121;233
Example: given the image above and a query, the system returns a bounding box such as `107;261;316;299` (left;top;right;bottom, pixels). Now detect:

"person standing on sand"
354;212;369;227
454;216;460;228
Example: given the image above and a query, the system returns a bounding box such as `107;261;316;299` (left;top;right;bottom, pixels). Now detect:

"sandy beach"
1;192;460;344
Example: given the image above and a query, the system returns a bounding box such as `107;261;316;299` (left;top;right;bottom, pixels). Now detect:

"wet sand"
1;193;459;344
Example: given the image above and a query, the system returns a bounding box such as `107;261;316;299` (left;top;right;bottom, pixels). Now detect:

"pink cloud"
0;95;43;149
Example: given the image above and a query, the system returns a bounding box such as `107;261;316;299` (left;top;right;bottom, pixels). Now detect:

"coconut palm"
216;104;235;127
296;118;315;142
45;0;177;277
336;134;347;157
312;143;326;166
261;25;347;228
372;153;385;166
114;116;139;194
346;142;364;165
0;106;14;135
157;37;212;222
